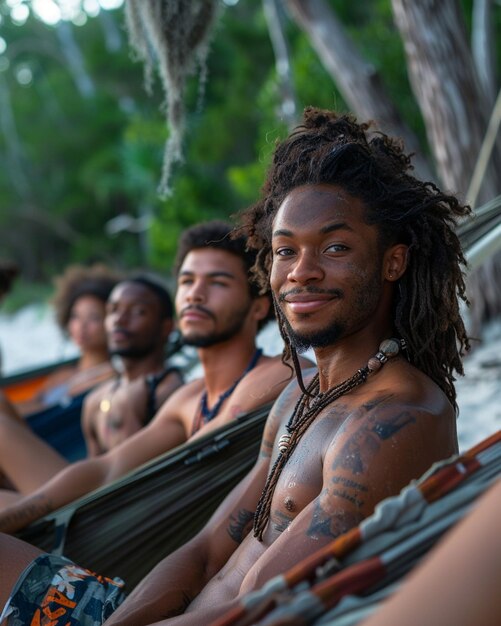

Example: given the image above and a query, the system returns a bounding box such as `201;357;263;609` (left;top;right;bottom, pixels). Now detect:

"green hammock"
16;403;272;589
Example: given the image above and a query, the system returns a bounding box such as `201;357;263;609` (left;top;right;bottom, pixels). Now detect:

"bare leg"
0;391;23;422
0;410;68;498
0;533;43;609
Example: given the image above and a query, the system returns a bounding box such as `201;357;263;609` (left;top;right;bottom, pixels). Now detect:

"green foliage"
0;278;52;313
0;0;491;298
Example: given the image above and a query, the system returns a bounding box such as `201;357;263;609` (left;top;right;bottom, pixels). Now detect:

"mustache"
180;305;216;321
277;286;344;302
108;327;132;338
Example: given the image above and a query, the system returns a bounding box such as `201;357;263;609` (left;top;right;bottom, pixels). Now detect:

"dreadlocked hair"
239;107;471;410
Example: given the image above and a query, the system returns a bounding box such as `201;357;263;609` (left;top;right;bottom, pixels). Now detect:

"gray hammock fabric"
16;403;272;589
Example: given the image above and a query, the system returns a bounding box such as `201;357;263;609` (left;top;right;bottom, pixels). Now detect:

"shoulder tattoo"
332;408;417;475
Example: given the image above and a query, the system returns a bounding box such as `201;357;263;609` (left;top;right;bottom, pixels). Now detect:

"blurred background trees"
0;0;499;301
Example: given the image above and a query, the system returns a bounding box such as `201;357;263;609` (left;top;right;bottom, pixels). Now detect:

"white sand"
0;305;499;451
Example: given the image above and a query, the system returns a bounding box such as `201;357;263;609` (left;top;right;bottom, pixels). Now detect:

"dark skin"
0;250;303;527
103;185;457;626
0;188;458;624
83;282;183;455
0;281;180;506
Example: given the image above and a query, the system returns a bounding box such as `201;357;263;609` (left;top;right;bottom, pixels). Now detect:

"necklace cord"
191;348;263;436
253;338;402;541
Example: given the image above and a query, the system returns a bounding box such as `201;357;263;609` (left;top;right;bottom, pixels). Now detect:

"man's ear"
383;244;408;282
251;295;271;322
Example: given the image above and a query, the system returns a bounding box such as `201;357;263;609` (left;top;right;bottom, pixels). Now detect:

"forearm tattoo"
227;508;255;543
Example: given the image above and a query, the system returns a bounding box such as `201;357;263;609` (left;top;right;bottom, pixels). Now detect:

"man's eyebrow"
272;222;354;238
179;270;236;279
320;222;354;234
272;228;293;238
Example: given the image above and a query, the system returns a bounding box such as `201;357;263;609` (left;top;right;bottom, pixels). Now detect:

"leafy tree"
0;0;499;292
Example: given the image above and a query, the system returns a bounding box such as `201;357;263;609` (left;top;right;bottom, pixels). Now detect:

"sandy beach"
0;305;499;452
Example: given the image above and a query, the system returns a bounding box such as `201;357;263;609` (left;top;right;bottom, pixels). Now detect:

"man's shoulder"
248;353;314;385
372;359;453;418
152;377;204;422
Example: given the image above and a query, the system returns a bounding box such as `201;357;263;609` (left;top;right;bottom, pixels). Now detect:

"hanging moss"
125;0;220;196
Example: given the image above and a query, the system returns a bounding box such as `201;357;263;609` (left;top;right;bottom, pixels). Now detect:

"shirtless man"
82;276;183;455
0;109;470;626
0;275;183;505
0;220;300;522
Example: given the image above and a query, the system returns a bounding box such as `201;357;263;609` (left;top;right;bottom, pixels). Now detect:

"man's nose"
186;280;206;303
109;308;129;326
287;251;324;284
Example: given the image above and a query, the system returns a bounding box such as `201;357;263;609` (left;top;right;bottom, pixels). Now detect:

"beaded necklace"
191;348;263;435
253;338;403;541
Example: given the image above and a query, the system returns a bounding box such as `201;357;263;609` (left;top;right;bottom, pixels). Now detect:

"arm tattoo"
331;476;368;508
307;500;363;540
332;476;368;492
370;412;416;440
227;508;255;543
332;409;416;474
270;509;293;532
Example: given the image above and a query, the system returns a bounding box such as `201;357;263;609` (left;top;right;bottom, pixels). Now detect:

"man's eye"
275;247;294;256
326;244;348;253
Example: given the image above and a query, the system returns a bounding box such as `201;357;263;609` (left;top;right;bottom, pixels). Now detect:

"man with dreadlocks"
0;108;469;626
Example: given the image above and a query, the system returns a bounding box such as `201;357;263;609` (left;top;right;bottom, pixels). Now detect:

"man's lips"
109;329;132;342
180;306;215;322
279;290;341;314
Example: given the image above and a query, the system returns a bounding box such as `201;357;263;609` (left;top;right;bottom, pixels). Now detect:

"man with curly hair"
0;221;300;520
15;264;122;416
0;109;470;626
0;273;184;502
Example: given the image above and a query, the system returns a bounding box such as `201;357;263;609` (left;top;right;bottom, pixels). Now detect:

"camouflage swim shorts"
0;553;126;625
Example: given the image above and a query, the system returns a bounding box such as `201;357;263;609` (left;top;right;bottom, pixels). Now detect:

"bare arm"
216;357;310;424
81;391;102;457
103;383;293;626
238;399;457;595
0;391;23;422
361;478;501;626
0;391;188;533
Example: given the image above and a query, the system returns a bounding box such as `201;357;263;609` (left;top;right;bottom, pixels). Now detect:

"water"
0;305;78;375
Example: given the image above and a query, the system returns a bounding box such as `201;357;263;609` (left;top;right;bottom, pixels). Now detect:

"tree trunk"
391;0;501;204
284;0;434;182
263;0;298;129
472;0;496;108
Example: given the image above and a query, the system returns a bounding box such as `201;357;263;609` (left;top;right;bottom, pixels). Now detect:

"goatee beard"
281;314;345;353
